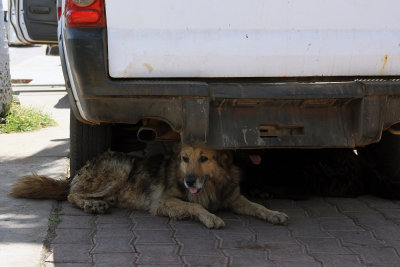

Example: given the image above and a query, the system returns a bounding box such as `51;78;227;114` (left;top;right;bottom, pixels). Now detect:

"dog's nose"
185;175;197;187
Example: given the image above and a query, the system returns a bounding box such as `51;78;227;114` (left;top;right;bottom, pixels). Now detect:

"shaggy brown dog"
9;144;288;228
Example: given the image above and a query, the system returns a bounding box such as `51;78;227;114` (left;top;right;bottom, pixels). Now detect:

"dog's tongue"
189;188;198;194
249;154;262;165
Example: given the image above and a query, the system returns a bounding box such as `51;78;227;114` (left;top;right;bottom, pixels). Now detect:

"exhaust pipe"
137;124;169;142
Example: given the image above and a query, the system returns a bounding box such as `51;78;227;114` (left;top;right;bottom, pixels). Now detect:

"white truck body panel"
106;0;400;78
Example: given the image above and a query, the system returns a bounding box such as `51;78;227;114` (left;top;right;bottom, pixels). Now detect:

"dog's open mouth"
184;175;209;194
188;187;201;194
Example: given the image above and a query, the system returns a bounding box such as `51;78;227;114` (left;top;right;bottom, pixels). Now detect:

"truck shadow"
236;149;400;200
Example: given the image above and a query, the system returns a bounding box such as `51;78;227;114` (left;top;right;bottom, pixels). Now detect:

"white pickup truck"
11;0;400;183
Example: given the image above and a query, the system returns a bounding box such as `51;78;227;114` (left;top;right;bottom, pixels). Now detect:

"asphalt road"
0;45;399;267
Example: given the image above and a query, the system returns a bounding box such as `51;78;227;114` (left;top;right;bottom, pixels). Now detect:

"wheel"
358;128;400;183
69;111;111;177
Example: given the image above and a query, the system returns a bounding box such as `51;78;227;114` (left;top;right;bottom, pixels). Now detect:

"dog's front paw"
200;213;225;229
266;211;289;225
83;200;109;214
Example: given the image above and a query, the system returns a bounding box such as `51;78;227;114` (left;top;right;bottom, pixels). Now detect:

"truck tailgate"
105;0;400;78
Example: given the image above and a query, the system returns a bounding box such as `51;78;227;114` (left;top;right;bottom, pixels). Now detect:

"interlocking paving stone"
96;212;132;224
216;233;257;249
359;196;400;209
45;197;400;266
182;255;228;266
328;230;385;247
173;225;215;240
178;238;221;256
318;217;364;231
46;244;92;263
130;210;153;218
92;235;134;253
134;229;175;244
169;220;205;228
289;223;332;238
326;198;373;213
272;261;321;267
256;227;294;243
135;244;181;264
267;243;314;262
136;264;184;267
92;253;137;267
349;247;400;265
372;225;400;241
52;228;92;244
223;248;274;266
172;221;212;231
95;223;132;237
310;254;363;267
57;215;95;229
385;240;400;257
378;208;400;220
133;216;170;230
344;211;396;227
298;237;351;254
297;198;344;218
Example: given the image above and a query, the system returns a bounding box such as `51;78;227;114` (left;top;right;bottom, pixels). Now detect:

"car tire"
357;128;400;183
69;111;111;177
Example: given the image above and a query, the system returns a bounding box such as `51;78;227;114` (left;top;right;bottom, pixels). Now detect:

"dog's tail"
9;174;69;200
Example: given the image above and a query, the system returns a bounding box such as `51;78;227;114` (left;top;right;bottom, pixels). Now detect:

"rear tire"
69;111;111;177
358;129;400;183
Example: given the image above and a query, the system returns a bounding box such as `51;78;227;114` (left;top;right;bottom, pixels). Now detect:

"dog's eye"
200;156;208;163
182;156;189;163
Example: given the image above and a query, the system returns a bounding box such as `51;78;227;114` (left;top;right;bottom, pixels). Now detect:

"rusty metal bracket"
182;99;209;144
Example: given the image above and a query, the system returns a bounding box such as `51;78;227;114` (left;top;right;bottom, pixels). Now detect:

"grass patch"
0;100;56;133
47;216;62;223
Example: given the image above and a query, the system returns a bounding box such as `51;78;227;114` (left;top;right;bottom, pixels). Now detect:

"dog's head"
178;144;232;194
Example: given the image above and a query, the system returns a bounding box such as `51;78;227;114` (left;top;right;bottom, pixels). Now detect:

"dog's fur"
9;144;288;228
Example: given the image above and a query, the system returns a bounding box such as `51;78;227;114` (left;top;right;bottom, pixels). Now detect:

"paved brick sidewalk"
44;196;400;266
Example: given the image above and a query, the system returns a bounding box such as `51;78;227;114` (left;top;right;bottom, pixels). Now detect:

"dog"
9;144;288;228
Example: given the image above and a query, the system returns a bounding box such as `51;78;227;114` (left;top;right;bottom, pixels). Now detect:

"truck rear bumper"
60;28;400;148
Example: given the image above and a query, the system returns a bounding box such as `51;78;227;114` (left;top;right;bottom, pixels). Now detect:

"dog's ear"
214;150;233;169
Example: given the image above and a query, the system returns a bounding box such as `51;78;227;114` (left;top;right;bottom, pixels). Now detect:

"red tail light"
65;0;105;27
58;7;62;20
